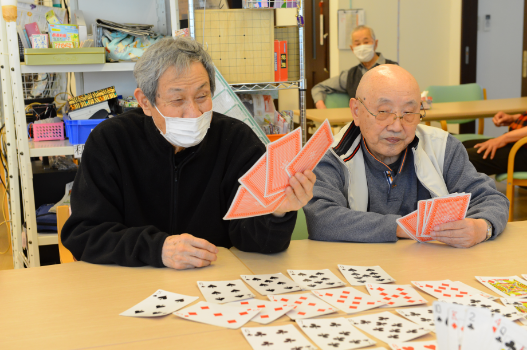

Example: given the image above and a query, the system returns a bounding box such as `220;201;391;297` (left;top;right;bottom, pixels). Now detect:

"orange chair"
56;205;76;263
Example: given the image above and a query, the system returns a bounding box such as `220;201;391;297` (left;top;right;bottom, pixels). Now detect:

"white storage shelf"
20;62;136;74
29;139;75;157
38;233;58;245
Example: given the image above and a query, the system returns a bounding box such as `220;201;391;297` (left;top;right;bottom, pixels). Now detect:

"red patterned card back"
421;194;471;236
239;153;283;207
224;186;285;220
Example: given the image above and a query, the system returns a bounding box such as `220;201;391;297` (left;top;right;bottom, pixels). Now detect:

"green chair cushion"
453;134;492;143
291;208;308;240
325;93;350;109
496;172;527;182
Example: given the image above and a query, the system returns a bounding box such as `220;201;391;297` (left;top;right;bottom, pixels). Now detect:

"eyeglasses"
356;98;425;126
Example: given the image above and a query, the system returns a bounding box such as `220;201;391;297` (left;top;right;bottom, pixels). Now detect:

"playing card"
285;119;334;177
460;306;493;350
476;276;527;298
416;200;427;236
500;298;527;326
396;306;435;332
388;340;438;350
486;314;527;350
287;269;346;290
239;153;285;207
396;210;425;242
228;299;295;325
412;280;496;300
432;301;450;350
366;284;427;308
174;301;259;329
523;274;527;281
242;324;316;350
265;127;302;196
446;302;468;350
197;279;255;304
312;287;387;314
297;317;377;350
437;295;522;320
338;265;395;286
268;293;337;320
421;193;471;236
241;273;302;295
348;311;431;343
119;289;198;317
223;185;285;220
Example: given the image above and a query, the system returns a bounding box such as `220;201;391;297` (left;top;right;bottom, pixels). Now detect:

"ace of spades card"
120;289;198;317
396;306;436;332
287;269;346;290
241;273;302;295
348;311;431;343
242;324;316;350
197;279;255;304
297;317;376;350
338;265;395;286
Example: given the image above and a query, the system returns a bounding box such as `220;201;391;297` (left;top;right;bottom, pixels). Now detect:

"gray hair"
351;25;376;42
133;37;216;106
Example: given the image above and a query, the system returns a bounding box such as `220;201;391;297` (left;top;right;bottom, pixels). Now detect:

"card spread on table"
223;186;285;220
348;311;431;343
437;294;522;320
268;293;337;320
239;153;285;207
396;306;435;332
297;317;376;350
265;127;302;196
174;301;259;329
241;273;302;295
476;275;527;298
287;269;346;290
338;265;395;285
242;324;316;350
197;279;255;303
366;283;427;308
412;279;496;300
228;299;295;325
119;289;198;317
312;287;387;314
388;340;438;350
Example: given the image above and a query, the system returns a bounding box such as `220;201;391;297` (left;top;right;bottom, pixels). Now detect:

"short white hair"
351;25;376;42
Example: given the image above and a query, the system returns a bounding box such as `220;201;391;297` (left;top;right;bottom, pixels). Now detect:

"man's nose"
387;115;404;132
186;100;202;118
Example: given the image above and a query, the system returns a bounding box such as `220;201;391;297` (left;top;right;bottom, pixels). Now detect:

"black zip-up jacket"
61;108;297;267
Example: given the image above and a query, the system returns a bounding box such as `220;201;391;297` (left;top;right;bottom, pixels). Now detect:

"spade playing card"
119;289;198;317
437;295;523;321
348;311;431;343
228;299;295;325
388;340;438;350
242;324;316;350
396;306;436;332
287;269;346;290
312;287;387;314
412;279;496;300
476;276;527;298
366;284;427;308
197;279;255;304
241;273;302;295
268;293;338;320
174;301;259;329
297;317;376;350
338;265;395;286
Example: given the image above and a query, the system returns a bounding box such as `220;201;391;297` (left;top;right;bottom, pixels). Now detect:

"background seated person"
304;65;509;248
463;111;527;175
62;37;316;270
311;25;398;109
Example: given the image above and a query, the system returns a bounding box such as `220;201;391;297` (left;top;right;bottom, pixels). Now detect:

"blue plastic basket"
64;114;106;145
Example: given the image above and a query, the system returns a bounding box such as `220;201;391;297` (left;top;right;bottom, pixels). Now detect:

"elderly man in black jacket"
62;37;316;270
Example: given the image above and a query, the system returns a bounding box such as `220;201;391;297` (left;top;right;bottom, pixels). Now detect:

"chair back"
325;93;350;109
291;208;309;240
425;83;483;103
57;205;76;263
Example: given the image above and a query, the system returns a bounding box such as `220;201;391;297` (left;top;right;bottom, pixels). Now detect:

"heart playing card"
388;340;438;350
241;273;302;295
396;306;436;332
312;287;387;314
297;317;377;350
242;324;316;350
223;186;285;220
268;293;337;320
239;153;285;207
228;299;295;325
119;289;198;317
476;276;527;298
287;269;346;290
338;265;395;286
366;284;427;308
348;311;431;343
197;279;255;303
174;301;259;329
412;280;496;300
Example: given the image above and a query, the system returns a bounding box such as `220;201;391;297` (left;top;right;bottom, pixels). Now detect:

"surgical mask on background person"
154;105;213;148
353;44;375;62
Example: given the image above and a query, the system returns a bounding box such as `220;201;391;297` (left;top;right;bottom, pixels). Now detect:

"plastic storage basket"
64;114;106;145
32;122;65;141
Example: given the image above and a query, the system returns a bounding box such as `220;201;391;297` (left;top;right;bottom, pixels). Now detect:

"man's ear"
134;88;154;116
374;39;378;51
350;98;360;126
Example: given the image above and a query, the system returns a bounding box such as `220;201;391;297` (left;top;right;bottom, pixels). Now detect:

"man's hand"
315;100;327;109
273;170;316;216
396;225;411;239
474;136;508;159
493;111;519;127
161;233;219;269
429;218;487;248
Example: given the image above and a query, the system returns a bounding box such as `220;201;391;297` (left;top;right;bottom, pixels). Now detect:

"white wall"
477;0;524;137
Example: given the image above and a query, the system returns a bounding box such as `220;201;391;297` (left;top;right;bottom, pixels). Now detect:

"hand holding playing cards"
161;234;219;269
273;170;316;216
429;218;487;248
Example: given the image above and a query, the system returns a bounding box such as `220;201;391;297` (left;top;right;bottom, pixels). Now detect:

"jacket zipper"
168;153;175;235
171;151;196;235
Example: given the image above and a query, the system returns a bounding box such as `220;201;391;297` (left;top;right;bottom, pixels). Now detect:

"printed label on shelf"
73;144;84;158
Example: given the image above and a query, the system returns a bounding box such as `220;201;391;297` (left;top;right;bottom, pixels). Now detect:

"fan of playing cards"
397;193;471;242
224;120;334;220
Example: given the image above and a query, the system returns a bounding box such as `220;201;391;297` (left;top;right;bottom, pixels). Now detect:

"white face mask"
353;44;375;62
155;105;213;148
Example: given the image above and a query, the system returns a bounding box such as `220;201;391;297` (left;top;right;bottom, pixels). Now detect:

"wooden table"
295;96;527;126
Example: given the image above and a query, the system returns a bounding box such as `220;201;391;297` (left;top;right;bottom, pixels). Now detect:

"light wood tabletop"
294;96;527;125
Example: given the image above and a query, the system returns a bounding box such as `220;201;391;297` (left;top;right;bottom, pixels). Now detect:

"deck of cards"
224;120;334;220
397;193;471;242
